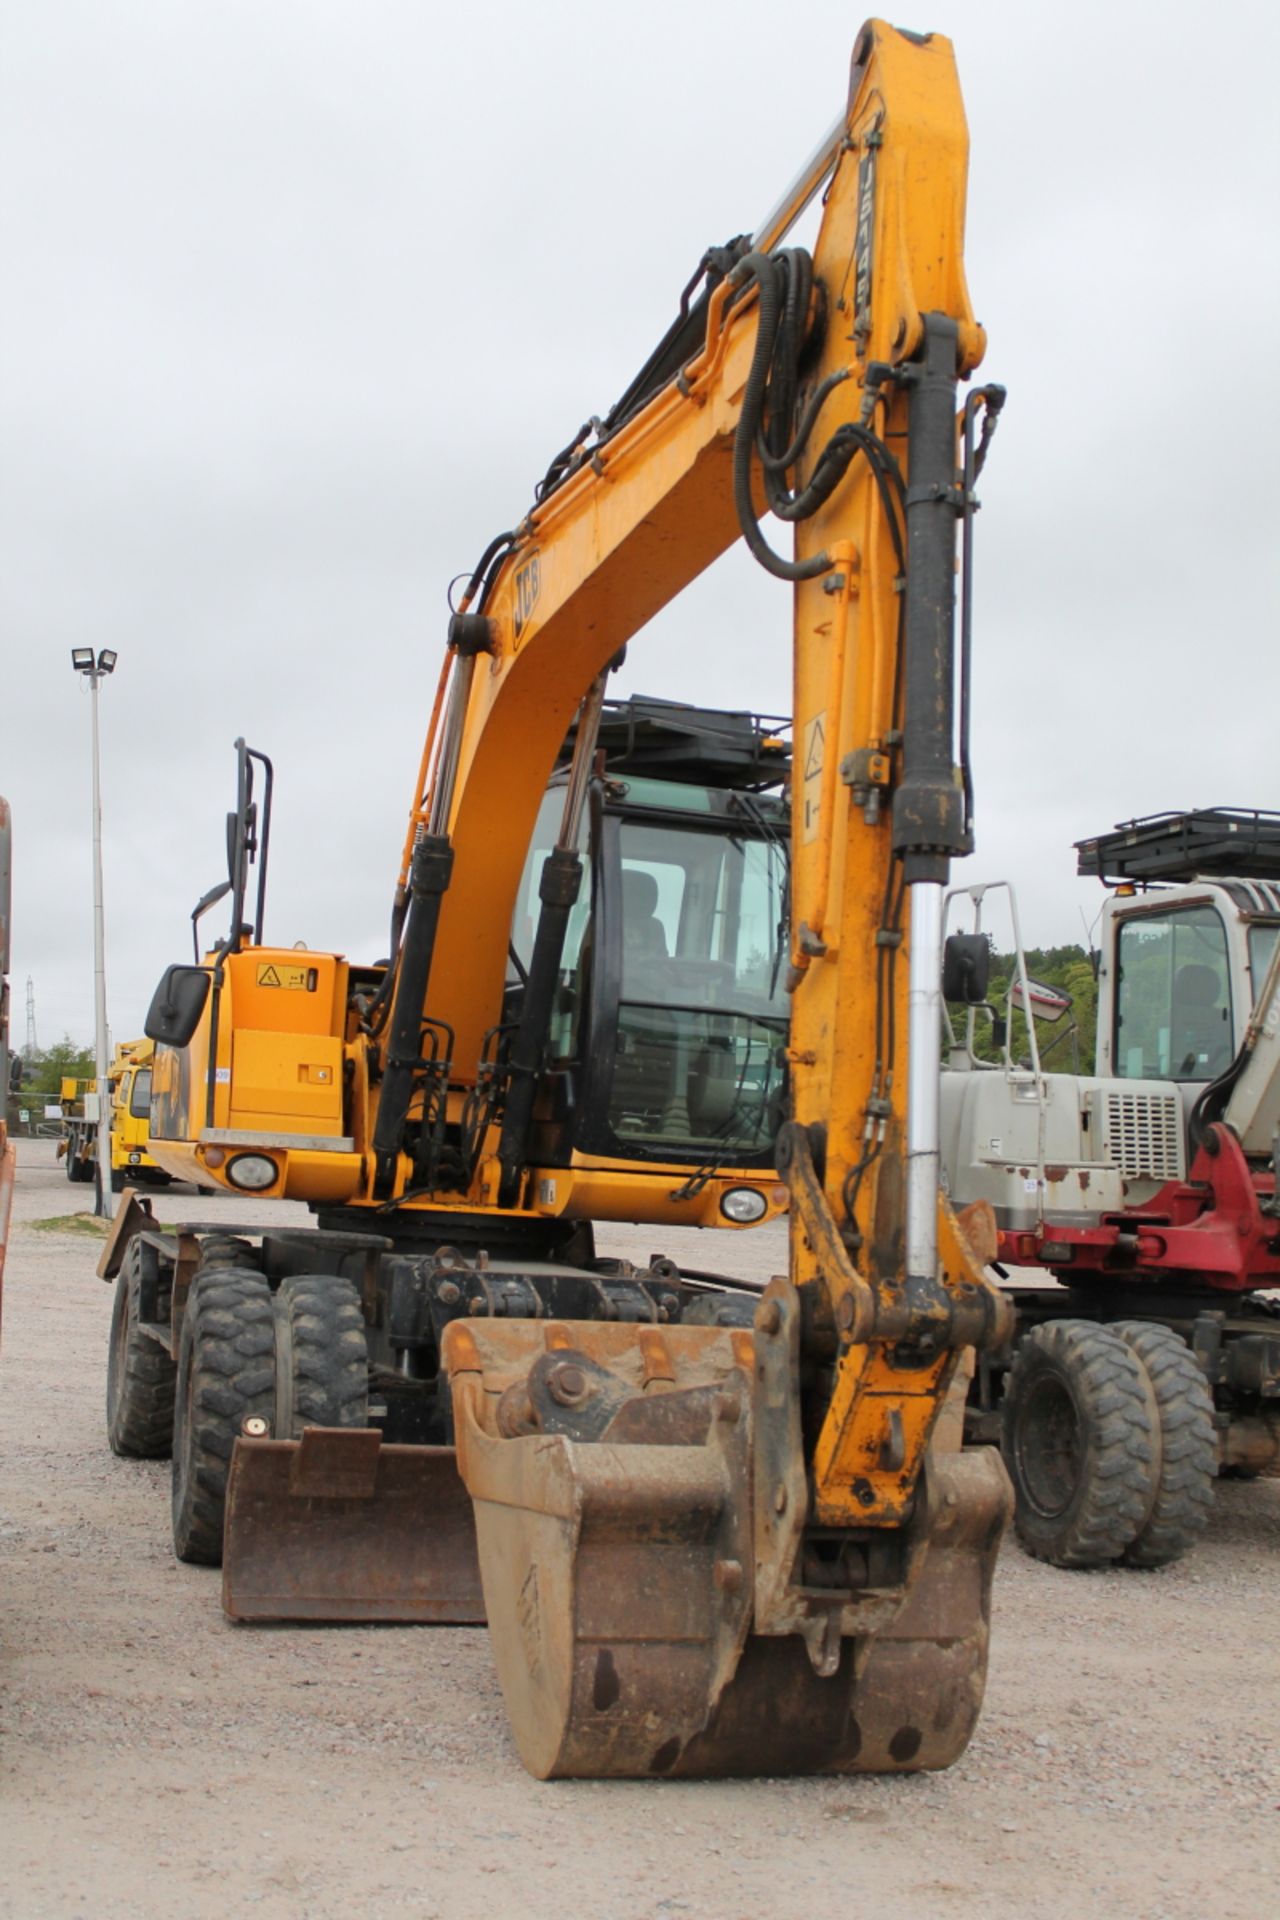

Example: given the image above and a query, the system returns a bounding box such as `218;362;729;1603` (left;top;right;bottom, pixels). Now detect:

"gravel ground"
2;1138;1277;1920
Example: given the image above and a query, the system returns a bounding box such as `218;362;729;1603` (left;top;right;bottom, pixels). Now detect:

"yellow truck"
60;1039;170;1190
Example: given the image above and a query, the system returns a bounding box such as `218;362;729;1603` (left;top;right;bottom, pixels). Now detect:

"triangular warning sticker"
259;965;282;987
804;716;825;778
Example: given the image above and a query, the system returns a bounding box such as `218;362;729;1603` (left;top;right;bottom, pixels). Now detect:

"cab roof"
559;695;791;793
1077;809;1280;885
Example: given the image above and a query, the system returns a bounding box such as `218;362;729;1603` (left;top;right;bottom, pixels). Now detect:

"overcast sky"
3;0;1278;1053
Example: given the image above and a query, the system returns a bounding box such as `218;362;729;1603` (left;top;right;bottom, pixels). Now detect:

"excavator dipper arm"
435;19;1013;1778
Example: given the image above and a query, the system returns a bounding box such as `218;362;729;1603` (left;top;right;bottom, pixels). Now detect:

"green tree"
23;1035;97;1103
948;944;1098;1073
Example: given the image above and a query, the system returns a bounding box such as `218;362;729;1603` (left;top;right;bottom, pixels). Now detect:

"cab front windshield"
511;792;788;1159
129;1069;152;1119
611;814;788;1155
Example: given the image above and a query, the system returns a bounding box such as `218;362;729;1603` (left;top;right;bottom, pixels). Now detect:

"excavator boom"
432;19;1012;1776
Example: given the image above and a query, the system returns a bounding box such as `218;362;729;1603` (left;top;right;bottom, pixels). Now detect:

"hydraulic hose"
731;254;837;583
731;249;903;584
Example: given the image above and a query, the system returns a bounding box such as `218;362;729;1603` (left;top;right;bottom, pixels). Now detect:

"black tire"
106;1239;177;1457
197;1235;257;1266
1112;1321;1216;1568
171;1263;275;1566
275;1274;369;1434
66;1148;87;1184
1001;1319;1154;1568
110;1167;126;1193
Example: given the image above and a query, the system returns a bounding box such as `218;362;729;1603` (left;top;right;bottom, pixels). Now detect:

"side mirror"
1010;977;1073;1024
8;1051;21;1093
145;964;212;1048
226;800;257;882
943;932;991;1005
193;880;232;923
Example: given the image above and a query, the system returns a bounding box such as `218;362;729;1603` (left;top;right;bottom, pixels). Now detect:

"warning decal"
801;712;825;845
256;963;314;991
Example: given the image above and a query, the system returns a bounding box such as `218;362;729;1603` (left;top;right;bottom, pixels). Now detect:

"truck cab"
108;1041;169;1187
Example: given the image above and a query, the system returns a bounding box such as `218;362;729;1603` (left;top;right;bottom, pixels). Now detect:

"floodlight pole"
90;666;112;1214
72;650;116;1217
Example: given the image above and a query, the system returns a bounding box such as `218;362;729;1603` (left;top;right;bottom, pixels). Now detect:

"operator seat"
622;869;669;959
613;868;676;1133
1171;962;1231;1078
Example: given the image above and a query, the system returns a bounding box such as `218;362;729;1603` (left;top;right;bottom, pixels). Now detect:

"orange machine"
105;20;1012;1778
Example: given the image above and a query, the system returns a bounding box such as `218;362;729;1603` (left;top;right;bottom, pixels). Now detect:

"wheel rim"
1014;1374;1081;1519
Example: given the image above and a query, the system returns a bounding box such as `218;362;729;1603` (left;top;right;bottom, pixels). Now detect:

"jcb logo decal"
514;552;541;639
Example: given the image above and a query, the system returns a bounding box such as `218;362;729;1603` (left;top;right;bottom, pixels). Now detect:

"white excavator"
942;809;1280;1567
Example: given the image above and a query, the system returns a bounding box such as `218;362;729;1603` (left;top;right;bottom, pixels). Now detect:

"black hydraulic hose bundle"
534;236;752;503
462;529;519;614
1188;1053;1248;1157
958;384;1006;847
729;249;906;583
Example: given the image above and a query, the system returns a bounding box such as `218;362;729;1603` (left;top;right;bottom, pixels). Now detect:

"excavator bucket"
443;1306;1010;1780
222;1428;484;1623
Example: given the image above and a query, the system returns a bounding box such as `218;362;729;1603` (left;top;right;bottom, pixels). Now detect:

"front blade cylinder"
443;1310;1010;1779
222;1428;484;1624
495;845;584;1207
371;832;454;1195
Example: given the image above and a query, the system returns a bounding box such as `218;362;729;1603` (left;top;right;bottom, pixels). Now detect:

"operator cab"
1082;810;1280;1096
510;697;791;1178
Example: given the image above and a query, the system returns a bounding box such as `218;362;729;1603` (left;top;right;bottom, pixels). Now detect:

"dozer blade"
222;1428;484;1624
443;1310;1009;1780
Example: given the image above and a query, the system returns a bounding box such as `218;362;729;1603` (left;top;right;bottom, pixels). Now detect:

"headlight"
720;1186;767;1224
226;1153;278;1192
128;1151;142;1165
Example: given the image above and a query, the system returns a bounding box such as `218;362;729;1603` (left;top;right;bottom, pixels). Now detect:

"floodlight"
97;649;118;673
71;648;94;670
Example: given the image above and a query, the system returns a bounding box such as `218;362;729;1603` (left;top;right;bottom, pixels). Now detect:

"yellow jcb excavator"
102;19;1012;1778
